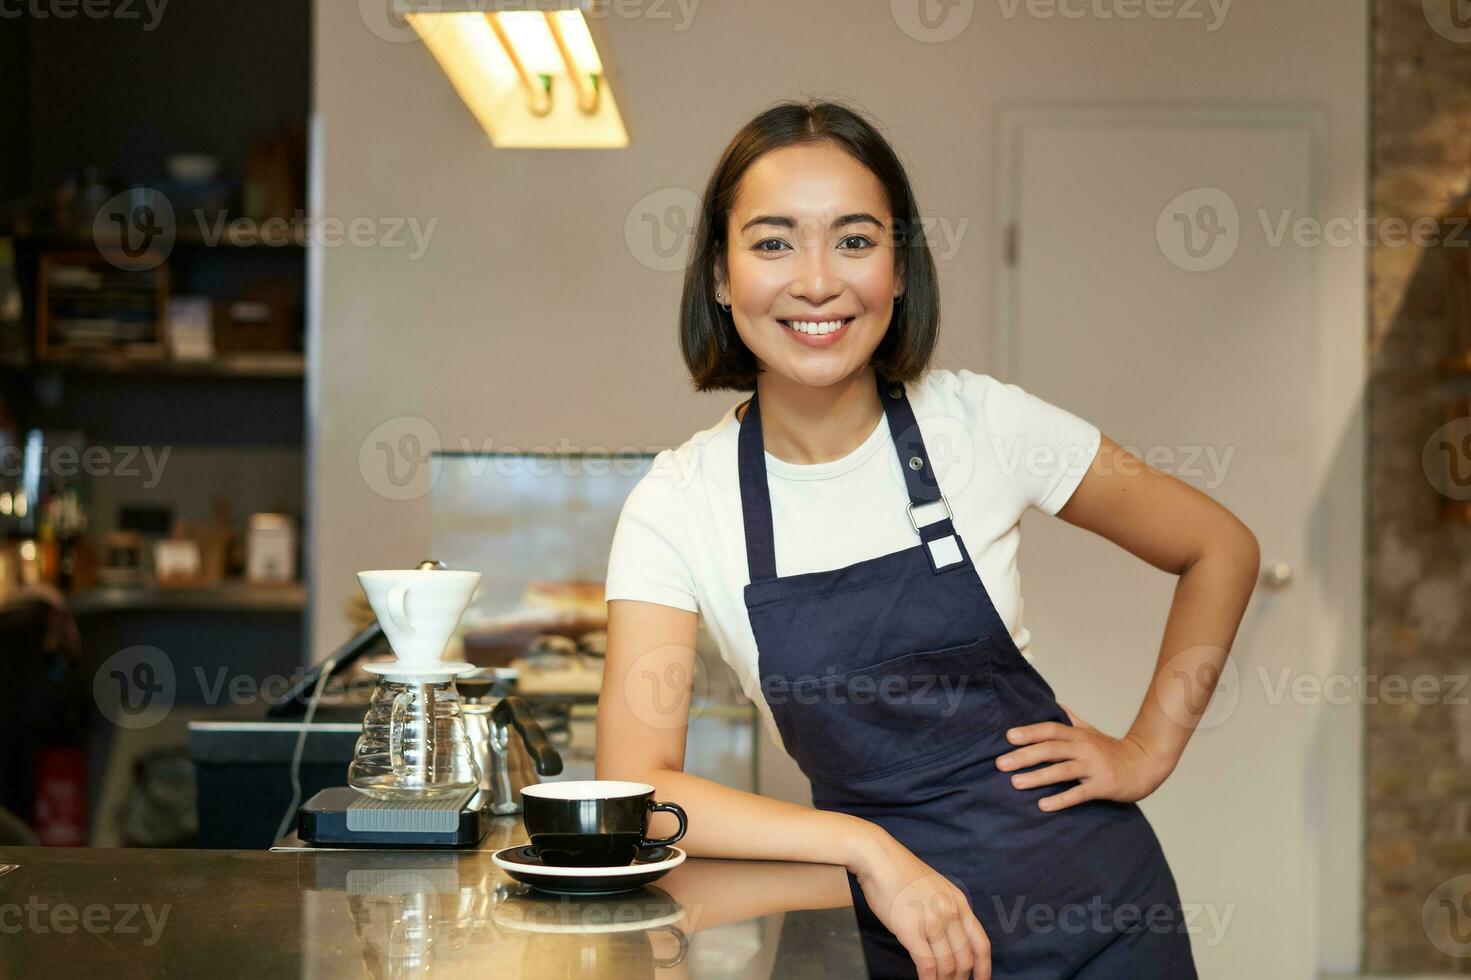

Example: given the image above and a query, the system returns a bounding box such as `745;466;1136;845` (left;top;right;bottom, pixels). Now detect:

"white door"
1000;110;1346;979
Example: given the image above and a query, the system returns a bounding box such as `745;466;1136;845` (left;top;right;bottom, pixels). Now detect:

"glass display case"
427;451;756;790
428;451;648;645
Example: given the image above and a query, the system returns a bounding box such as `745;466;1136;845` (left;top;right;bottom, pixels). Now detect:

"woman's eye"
838;234;876;250
753;238;791;253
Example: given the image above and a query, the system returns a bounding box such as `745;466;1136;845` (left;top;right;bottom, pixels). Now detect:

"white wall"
311;0;1366;656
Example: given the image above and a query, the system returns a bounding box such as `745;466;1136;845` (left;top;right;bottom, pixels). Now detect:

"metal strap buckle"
907;494;953;533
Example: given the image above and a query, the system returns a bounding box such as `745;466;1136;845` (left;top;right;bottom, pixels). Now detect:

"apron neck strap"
878;377;944;507
737;374;943;584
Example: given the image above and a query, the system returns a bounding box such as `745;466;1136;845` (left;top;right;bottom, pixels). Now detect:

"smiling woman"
597;99;1252;980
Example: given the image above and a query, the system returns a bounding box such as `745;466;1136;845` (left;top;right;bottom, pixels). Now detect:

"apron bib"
739;374;1198;979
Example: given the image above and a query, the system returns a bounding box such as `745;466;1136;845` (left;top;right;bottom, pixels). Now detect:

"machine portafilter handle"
266;559;449;718
490;697;563;777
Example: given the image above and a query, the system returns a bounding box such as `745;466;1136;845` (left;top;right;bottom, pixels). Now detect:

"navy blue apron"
740;375;1198;978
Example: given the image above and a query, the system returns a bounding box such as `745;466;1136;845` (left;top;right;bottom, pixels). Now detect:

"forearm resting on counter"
618;764;872;869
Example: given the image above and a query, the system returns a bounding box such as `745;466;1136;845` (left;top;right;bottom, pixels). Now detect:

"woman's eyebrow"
740;215;794;232
831;212;883;229
739;212;885;232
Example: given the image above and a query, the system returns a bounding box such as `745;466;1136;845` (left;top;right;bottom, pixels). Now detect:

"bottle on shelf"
0;238;21;365
45;487;92;592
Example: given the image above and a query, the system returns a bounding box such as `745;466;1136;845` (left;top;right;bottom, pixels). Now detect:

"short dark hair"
679;99;940;393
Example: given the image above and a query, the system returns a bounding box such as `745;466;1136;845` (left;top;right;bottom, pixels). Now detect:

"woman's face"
718;142;903;391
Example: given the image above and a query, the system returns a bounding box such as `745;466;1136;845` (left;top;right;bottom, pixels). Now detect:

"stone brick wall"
1369;0;1471;970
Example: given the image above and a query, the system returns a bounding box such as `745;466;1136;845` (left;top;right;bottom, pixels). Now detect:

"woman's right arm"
596;598;992;980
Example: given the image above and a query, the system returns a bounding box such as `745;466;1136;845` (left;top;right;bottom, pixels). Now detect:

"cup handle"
649;924;689;969
387;584;414;633
640;801;687;849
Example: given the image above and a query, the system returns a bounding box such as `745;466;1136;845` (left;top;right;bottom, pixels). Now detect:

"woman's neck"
740;367;885;465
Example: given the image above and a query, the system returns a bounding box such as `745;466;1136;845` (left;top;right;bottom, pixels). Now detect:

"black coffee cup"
521;780;688;868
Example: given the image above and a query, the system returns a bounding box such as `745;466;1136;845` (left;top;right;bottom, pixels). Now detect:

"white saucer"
362;660;476;680
492;845;686;895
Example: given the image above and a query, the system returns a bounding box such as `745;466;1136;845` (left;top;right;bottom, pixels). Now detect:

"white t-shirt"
604;369;1102;744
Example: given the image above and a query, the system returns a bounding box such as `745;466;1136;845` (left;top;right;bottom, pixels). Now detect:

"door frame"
994;105;1365;973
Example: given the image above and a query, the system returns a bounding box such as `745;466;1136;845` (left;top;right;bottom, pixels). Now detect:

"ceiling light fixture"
392;0;629;148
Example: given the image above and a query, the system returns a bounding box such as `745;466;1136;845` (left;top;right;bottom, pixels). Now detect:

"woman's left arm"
996;433;1261;812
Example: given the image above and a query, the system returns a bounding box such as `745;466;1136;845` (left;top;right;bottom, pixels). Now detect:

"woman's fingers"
1038;782;1094;812
963;911;992;979
922;893;959;978
943;913;974;978
996;738;1075;772
863;842;991;980
900;887;974;980
899;929;939;979
1006;721;1076;746
907;897;988;979
929;936;959;979
1008;759;1083;790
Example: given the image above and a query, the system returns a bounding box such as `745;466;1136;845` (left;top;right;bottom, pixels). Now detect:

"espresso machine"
295;562;562;848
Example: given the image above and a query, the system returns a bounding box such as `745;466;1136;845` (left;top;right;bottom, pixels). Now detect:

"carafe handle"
388;689;414;774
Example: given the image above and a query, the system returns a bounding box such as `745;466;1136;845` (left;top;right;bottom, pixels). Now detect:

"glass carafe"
349;677;481;800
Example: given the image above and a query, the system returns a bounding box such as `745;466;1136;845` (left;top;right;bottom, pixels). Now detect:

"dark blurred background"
0;2;311;852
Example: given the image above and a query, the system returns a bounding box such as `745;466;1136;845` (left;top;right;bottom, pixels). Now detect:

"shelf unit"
12;225;309;252
68;581;307;616
23;351;305;379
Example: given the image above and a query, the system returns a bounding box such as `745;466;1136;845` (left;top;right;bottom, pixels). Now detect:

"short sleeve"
960;369;1102;516
604;451;699;613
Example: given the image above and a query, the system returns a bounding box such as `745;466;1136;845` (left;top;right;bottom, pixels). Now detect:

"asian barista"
596;100;1259;980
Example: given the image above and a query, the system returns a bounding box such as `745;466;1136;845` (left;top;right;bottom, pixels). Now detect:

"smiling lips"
778;316;856;347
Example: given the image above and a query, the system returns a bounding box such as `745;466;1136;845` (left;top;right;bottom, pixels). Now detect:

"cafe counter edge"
0;815;867;979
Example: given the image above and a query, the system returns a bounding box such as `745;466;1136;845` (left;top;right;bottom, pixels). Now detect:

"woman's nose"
790;246;841;306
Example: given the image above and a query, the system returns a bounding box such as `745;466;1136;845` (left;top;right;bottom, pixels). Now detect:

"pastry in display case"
463;580;609;693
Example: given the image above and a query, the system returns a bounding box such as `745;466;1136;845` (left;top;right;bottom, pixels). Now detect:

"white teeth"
784;319;848;336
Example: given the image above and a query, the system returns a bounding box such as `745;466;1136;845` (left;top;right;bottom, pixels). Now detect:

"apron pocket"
769;636;997;783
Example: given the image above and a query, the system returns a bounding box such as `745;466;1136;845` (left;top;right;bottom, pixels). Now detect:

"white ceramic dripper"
357;568;482;671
